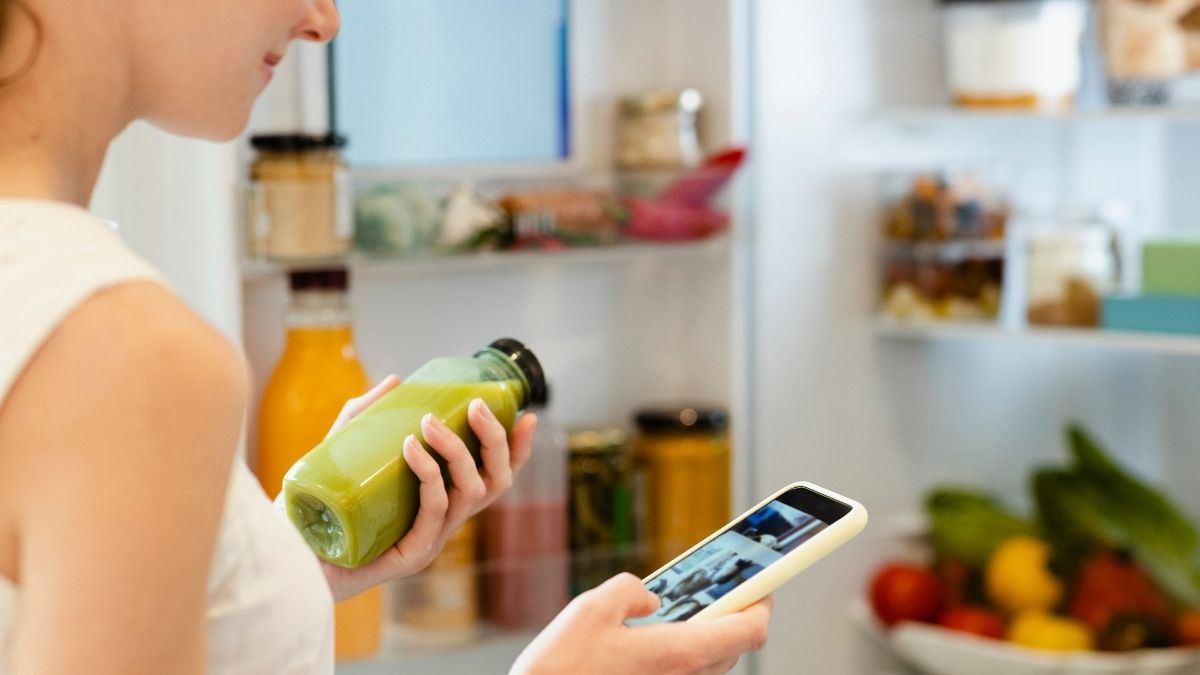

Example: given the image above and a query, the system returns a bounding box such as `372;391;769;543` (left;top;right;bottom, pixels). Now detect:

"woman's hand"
511;574;773;675
281;375;537;602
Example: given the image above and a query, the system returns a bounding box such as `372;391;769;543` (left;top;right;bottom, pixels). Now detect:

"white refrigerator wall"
751;2;1200;674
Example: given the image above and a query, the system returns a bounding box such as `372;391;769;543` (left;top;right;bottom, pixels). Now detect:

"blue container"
1102;295;1200;335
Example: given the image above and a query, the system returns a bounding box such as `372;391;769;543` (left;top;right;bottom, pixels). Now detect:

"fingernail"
473;398;495;421
423;413;448;433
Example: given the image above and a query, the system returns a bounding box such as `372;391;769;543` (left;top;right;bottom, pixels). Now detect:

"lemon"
1008;611;1093;652
985;536;1063;614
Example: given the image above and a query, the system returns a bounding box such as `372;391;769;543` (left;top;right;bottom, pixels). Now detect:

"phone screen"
628;486;853;625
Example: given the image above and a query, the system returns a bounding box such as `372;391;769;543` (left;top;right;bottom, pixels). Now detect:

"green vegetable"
925;488;1034;568
1033;424;1200;608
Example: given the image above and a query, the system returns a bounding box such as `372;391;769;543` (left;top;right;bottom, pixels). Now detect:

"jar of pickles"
633;407;731;574
568;429;637;595
246;133;352;261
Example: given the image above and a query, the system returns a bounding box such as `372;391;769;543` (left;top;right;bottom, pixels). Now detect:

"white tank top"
0;200;335;674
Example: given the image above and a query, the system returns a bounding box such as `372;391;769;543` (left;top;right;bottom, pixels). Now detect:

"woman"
0;1;771;673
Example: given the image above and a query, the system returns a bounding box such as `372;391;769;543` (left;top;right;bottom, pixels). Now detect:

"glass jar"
247;133;352;261
615;89;703;170
1099;0;1190;105
879;171;1010;322
633;407;731;574
394;517;481;645
1026;228;1120;327
942;0;1087;110
568;429;637;595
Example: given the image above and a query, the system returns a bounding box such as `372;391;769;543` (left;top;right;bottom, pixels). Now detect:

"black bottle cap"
486;338;548;408
250;132;348;153
289;268;349;292
634;406;729;433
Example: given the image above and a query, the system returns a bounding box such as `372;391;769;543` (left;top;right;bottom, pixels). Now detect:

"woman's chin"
146;107;253;143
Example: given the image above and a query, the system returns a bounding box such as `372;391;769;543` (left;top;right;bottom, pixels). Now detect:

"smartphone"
628;481;868;625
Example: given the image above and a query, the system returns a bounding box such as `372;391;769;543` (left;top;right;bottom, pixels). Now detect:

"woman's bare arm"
0;282;247;674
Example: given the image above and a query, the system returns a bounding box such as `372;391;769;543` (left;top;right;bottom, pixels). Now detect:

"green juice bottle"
283;338;547;568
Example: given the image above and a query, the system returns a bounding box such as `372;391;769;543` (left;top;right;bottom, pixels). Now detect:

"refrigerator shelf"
241;236;731;282
875;318;1200;357
871;105;1200;126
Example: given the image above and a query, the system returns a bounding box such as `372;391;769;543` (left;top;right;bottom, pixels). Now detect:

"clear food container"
1099;0;1192;105
879;172;1011;322
1026;228;1119;328
942;0;1088;110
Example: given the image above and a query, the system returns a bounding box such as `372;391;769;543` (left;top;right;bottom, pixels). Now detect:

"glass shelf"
871;105;1200;125
241;236;731;282
874;317;1200;357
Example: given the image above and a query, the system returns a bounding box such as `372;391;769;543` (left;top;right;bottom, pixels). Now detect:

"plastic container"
1026;229;1119;327
246;133;352;261
283;339;547;568
568;429;637;595
633;407;731;573
482;392;569;630
253;268;382;661
942;0;1087;110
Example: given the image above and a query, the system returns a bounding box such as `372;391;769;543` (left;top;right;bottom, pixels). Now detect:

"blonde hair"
0;0;41;89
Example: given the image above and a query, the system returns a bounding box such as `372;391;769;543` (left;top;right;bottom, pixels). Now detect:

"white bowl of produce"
851;598;1200;675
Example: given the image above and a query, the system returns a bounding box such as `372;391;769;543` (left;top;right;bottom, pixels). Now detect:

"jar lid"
289;268;349;292
568;429;629;454
634;407;729;433
620;88;703;114
250;132;348;153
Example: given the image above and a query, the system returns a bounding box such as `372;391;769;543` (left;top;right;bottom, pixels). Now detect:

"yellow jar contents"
634;407;731;573
248;133;351;261
254;268;382;661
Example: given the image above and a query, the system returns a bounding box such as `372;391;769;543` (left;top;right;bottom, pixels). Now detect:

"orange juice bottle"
256;268;382;661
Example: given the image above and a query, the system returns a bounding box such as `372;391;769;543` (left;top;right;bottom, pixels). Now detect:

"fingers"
382;436;451;576
636;596;771;672
507;413;537;476
421;412;486;525
326;374;401;439
675;597;772;665
470;399;514;497
577;572;660;620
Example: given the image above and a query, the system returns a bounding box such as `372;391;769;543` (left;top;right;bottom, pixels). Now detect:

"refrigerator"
88;1;1200;673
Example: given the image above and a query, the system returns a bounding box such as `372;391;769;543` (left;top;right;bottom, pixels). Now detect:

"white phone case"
641;481;868;623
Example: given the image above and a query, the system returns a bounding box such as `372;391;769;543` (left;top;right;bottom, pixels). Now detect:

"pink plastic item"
624;147;747;241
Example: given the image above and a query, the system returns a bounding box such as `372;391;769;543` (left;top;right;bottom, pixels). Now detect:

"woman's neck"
0;2;133;206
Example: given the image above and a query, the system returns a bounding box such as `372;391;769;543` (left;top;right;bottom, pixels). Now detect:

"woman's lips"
262;52;283;81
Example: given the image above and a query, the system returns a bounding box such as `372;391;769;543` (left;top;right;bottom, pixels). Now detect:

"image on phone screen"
628;487;851;625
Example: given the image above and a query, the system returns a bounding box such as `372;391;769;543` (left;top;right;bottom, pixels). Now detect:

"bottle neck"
287;290;353;329
475;348;532;408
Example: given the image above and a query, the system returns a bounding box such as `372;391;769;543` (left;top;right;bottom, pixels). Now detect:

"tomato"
937;606;1006;640
870;563;945;627
933;557;972;608
1067;551;1173;633
1175;609;1200;647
